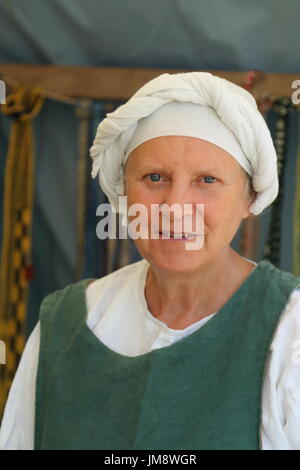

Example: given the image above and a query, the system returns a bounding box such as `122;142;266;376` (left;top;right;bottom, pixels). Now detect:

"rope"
74;99;92;281
0;83;45;419
239;70;265;259
292;117;300;276
263;98;292;265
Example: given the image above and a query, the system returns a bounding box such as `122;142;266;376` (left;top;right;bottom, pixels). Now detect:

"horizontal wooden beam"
0;63;298;102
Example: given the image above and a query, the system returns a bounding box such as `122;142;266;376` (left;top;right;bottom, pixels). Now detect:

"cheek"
126;182;163;221
124;186;152;231
126;180;149;204
202;192;245;231
125;184;141;217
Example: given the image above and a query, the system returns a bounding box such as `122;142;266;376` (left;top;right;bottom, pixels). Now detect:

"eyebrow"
139;164;220;175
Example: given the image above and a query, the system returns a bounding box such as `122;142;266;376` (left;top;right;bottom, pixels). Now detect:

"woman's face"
124;135;254;273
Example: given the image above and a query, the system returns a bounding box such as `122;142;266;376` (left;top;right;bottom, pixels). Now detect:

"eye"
200;176;218;184
145;173;164;182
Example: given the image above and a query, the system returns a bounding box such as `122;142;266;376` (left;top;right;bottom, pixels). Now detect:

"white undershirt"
1;257;300;450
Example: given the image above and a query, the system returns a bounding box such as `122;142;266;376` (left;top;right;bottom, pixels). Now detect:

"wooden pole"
0;64;298;103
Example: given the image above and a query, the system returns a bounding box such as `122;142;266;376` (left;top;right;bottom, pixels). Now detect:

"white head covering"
123;101;252;175
90;71;279;215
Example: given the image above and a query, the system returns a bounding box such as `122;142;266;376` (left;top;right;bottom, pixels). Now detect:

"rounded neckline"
137;260;217;334
137;257;258;334
80;259;265;360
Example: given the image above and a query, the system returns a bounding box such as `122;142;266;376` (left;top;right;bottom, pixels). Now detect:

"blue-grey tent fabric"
0;0;300;338
0;0;299;72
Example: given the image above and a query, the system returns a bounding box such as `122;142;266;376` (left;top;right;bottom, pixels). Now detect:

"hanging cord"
74;99;92;281
263;98;292;266
292;115;300;276
239;70;264;260
0;83;45;419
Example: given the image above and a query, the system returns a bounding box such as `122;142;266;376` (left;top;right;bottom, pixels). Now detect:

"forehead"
125;135;242;173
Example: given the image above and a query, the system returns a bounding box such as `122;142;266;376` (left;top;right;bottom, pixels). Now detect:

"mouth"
157;231;200;240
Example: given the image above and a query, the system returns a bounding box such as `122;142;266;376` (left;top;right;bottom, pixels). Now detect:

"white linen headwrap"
90;71;279;216
123;101;252;176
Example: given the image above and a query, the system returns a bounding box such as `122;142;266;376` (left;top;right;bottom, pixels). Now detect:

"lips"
158;232;198;239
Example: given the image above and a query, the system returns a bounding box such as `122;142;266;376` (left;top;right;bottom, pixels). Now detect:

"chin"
156;257;205;274
142;250;206;274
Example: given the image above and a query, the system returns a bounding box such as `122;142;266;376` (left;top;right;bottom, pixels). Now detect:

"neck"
144;249;255;329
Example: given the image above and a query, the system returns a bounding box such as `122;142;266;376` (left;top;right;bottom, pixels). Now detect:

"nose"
162;181;193;206
156;183;204;231
160;181;203;213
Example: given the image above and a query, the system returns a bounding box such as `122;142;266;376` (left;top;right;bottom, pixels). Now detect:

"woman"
1;72;300;450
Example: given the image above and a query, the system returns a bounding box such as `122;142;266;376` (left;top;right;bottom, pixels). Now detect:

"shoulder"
37;276;97;324
87;258;147;290
86;259;148;312
37;259;148;326
271;286;300;350
256;261;300;306
38;280;83;320
259;260;300;285
268;286;300;377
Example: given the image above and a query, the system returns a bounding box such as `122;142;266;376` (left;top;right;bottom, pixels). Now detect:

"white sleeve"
261;287;300;450
0;321;40;450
